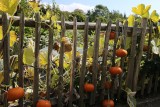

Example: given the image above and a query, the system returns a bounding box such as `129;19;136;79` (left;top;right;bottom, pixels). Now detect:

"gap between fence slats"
111;20;119;99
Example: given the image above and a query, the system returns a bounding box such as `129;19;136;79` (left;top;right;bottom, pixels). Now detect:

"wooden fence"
0;12;159;107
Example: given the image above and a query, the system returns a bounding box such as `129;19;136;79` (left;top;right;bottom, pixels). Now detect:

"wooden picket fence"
0;12;159;107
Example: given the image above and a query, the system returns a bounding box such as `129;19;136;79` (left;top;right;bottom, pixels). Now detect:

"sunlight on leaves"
150;10;159;23
23;47;35;65
142;12;149;18
10;31;17;47
127;15;135;27
132;4;151;16
0;71;4;85
0;26;2;40
0;0;20;16
39;51;48;66
28;1;40;12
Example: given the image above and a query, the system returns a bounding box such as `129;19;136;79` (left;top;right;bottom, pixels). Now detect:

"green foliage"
87;4;110;22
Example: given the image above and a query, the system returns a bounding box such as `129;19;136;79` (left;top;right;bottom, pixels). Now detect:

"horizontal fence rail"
0;15;155;33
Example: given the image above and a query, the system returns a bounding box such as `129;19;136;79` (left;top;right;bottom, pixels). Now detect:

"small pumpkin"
116;49;128;57
104;81;112;89
84;83;94;92
109;31;116;40
102;99;114;107
109;67;122;75
7;87;24;101
143;45;149;51
37;100;51;107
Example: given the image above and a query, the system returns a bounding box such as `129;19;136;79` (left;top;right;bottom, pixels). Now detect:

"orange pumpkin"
104;81;112;89
7;87;24;101
116;49;128;57
143;45;149;51
109;67;122;75
84;83;94;92
102;99;114;107
37;100;51;107
109;31;116;40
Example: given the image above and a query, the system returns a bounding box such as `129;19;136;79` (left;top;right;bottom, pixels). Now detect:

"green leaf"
132;4;151;16
10;31;17;47
150;10;159;23
28;1;40;12
0;71;4;85
39;50;48;66
23;47;35;65
0;0;20;16
128;15;135;27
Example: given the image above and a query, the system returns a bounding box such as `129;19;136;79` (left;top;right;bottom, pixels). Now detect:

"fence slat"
69;17;77;107
111;20;119;99
46;19;54;100
133;18;148;91
90;19;101;105
117;21;128;99
100;21;112;101
33;13;41;107
58;15;65;107
126;21;138;90
2;12;10;107
18;12;25;107
79;17;89;107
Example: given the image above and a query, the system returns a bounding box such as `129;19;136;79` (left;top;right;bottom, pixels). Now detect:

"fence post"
100;21;112;102
18;12;25;107
58;15;65;107
2;12;10;107
79;17;89;107
46;19;54;100
33;13;41;107
133;18;148;91
126;21;138;90
90;19;101;106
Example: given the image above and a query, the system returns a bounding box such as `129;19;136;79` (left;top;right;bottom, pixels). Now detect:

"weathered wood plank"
57;15;65;107
33;13;41;107
79;17;89;107
133;18;148;91
69;17;77;107
126;21;138;90
0;15;151;33
90;19;101;105
100;21;112;101
46;19;54;100
2;12;10;107
18;12;25;107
